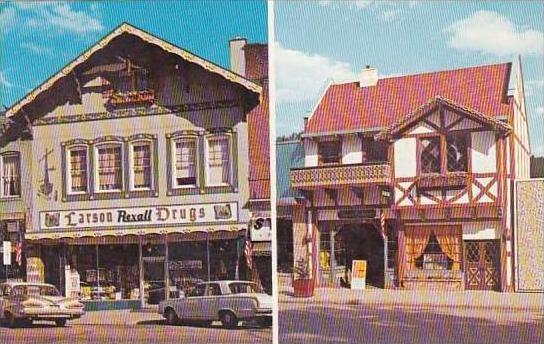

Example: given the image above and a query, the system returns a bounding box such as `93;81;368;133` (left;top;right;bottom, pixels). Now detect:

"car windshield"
228;282;261;294
12;285;60;297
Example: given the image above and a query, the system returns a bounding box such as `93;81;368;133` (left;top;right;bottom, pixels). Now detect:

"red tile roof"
306;63;513;134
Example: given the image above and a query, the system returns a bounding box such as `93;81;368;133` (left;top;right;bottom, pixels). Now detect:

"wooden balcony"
106;89;156;107
290;162;391;189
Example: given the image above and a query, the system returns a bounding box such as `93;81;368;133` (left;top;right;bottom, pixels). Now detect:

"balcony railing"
105;89;156;107
290;162;391;189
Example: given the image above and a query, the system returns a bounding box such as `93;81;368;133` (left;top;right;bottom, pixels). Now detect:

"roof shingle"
306;63;513;134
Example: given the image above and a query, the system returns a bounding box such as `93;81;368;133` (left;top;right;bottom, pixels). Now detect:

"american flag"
244;239;253;270
380;210;387;241
15;231;23;266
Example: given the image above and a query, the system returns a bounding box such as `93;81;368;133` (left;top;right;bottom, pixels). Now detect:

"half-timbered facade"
290;60;530;291
4;23;262;306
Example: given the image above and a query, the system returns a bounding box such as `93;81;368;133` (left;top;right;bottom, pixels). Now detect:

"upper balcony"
290;161;391;190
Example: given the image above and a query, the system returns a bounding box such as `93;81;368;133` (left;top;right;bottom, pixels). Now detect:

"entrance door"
143;256;165;305
464;240;500;291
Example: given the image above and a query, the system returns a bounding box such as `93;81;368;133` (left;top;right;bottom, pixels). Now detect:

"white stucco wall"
304;139;318;167
471;131;497;173
462;221;500;240
342;135;362;164
394;138;416;177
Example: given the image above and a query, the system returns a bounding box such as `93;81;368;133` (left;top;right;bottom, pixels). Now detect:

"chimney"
229;37;247;77
360;65;378;88
303;117;309;130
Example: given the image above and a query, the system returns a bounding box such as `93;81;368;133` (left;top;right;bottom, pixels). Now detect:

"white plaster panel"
478;194;494;203
471;131;496;173
452;193;469;204
394;138;416;177
407;122;435;135
419;195;438;205
304;139;318;167
342;135;362;164
462;222;500;240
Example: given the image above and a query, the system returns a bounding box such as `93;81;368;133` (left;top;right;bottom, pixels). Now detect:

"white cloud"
445;11;544;56
5;2;103;35
318;0;333;6
353;1;374;9
0;71;13;89
275;43;358;103
380;9;402;21
536;106;544;115
21;42;54;56
0;6;17;31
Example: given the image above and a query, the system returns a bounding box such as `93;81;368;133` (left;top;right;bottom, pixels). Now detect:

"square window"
132;143;152;189
69;148;88;193
174;139;197;187
207;136;230;185
446;135;468;172
1;154;20;197
318;140;341;165
420;137;441;174
97;144;122;191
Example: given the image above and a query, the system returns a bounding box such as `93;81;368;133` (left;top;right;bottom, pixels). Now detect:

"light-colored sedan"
0;282;85;328
158;280;272;329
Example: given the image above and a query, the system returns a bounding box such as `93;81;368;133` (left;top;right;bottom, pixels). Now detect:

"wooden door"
464;240;500;291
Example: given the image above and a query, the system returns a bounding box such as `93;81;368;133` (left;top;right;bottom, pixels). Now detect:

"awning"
25;223;247;241
252;242;271;256
0;212;26;221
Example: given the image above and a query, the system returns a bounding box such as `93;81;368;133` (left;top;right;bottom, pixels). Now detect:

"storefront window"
69;244;139;300
405;226;462;276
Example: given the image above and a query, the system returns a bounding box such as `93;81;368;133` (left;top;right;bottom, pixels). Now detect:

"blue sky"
275;1;544;156
0;0;267;108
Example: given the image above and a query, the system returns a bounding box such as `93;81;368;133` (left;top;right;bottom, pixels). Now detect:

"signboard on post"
351;260;367;290
3;241;11;265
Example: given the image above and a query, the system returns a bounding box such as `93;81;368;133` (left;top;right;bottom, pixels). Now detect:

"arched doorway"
335;223;385;288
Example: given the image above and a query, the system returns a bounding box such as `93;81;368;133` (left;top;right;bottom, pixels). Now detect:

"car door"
179;283;206;320
200;283;221;320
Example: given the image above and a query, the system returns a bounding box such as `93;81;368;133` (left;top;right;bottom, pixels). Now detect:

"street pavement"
279;287;544;344
1;309;271;344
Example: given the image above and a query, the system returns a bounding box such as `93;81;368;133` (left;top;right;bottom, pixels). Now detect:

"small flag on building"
380;210;387;241
15;231;23;266
244;239;253;270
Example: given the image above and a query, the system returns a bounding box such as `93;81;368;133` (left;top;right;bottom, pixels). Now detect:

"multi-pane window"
174;138;197;187
318;140;341;165
69;148;88;193
405;227;462;273
97;144;122;191
132;142;152;189
1;154;20;197
420;137;441;173
115;69;148;93
207;136;230;185
446;134;468;172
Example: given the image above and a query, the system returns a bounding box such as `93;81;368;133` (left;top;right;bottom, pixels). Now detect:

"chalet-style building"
289;60;531;291
2;23;264;306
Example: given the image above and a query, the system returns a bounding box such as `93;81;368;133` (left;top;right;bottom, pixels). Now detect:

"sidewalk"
70;309;162;326
279;286;544;311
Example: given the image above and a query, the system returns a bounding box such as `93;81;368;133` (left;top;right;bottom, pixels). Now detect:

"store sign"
250;217;271;242
40;202;238;230
351;260;367;290
3;241;11;265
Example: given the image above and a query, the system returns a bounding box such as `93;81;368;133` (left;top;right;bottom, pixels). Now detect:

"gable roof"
376;96;512;140
5;22;261;118
306;63;513;135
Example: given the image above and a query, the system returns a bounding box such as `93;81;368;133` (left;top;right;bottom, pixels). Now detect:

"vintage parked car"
158;280;272;329
0;282;85;328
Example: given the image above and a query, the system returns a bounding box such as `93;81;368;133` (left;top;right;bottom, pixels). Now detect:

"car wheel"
55;319;67;327
220;311;238;329
7;313;19;328
165;309;179;326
